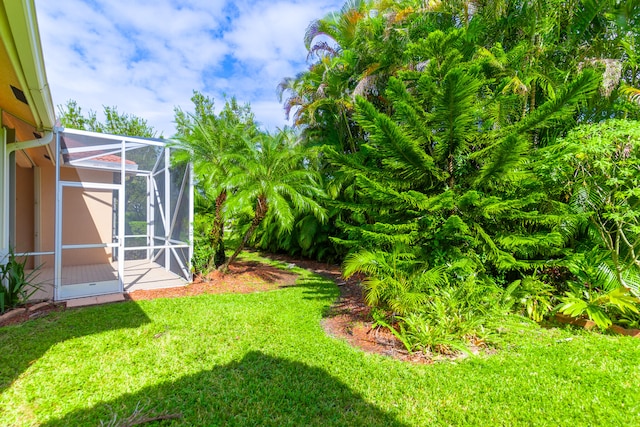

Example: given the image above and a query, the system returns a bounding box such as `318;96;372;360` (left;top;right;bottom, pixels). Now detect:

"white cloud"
225;2;318;62
251;100;295;131
34;0;343;137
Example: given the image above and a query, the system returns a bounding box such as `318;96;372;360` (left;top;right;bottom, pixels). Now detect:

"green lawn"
2;260;640;426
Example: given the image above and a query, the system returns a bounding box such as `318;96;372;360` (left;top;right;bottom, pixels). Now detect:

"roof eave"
0;0;55;131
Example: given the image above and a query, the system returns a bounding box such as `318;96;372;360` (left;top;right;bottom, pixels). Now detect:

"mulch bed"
127;261;299;301
0;302;65;327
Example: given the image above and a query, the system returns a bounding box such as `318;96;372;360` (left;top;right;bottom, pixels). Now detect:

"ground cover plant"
2;257;640;426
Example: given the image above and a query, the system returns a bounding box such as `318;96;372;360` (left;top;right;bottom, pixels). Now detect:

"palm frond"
517;69;601;133
432;68;483;160
476;133;531;184
620;84;640;105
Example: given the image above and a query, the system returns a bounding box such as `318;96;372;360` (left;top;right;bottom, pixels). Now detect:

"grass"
2;257;640;426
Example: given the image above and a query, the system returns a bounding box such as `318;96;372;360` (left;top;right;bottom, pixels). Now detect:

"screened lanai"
34;128;193;300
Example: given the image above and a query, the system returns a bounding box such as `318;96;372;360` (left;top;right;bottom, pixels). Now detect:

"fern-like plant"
399;277;505;355
343;249;447;316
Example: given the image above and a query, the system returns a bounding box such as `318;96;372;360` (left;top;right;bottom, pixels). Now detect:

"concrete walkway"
64;293;126;308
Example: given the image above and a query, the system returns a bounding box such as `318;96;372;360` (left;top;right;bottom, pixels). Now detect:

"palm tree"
281;0;415;154
221;130;327;271
173;93;259;270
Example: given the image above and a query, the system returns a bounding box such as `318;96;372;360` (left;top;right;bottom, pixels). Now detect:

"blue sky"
34;0;344;136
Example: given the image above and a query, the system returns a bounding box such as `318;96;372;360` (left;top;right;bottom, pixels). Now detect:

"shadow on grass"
295;277;341;301
231;261;299;284
43;350;408;426
0;301;150;393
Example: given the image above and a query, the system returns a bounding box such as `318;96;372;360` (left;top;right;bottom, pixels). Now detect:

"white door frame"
54;181;124;300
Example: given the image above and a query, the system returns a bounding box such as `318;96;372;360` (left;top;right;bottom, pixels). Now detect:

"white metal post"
164;147;170;271
0;126;7;262
188;162;194;280
118;139;125;292
146;175;152;261
53;129;62;301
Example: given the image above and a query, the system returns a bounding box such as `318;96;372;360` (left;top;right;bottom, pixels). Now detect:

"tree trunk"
208;190;227;269
530;82;539;146
448;153;455;189
220;195;268;272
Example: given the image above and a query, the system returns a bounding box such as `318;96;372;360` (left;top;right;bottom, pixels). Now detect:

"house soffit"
0;0;55;135
0;35;36;128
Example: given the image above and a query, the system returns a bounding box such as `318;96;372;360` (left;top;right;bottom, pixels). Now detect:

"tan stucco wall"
14;165;34;268
61;184;114;265
38;163;55;267
28;165;116;267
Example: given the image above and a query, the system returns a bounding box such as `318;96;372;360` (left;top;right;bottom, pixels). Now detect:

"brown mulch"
0;302;65;327
0;255;430;363
126;261;299;301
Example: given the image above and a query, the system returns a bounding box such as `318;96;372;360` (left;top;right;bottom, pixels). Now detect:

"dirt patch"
0;302;65;327
127;261;299;301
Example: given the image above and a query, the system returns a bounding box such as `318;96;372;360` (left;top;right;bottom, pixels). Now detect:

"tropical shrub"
343;250;448;316
221;130;327;271
399;278;506;355
557;283;639;330
533;120;640;327
173;93;259;271
553;249;640;330
328;59;599;278
540;120;640;294
254;211;342;262
191;213;220;277
0;250;42;313
344;250;506;354
504;273;556;323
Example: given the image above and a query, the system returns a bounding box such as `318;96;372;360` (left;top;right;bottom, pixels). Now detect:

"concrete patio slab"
64;293;125;308
29;260;189;301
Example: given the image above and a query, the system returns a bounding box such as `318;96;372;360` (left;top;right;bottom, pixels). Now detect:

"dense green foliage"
172;96;326;273
2;258;640;426
275;0;640;351
539;119;640;328
173;93;260;272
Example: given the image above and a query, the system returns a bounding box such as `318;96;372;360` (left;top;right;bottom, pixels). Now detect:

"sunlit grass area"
2;259;640;426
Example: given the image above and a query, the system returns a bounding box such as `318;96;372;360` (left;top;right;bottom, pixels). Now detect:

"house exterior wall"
37;163;55;267
14;164;34;260
1;0;56;267
33;165;116;267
